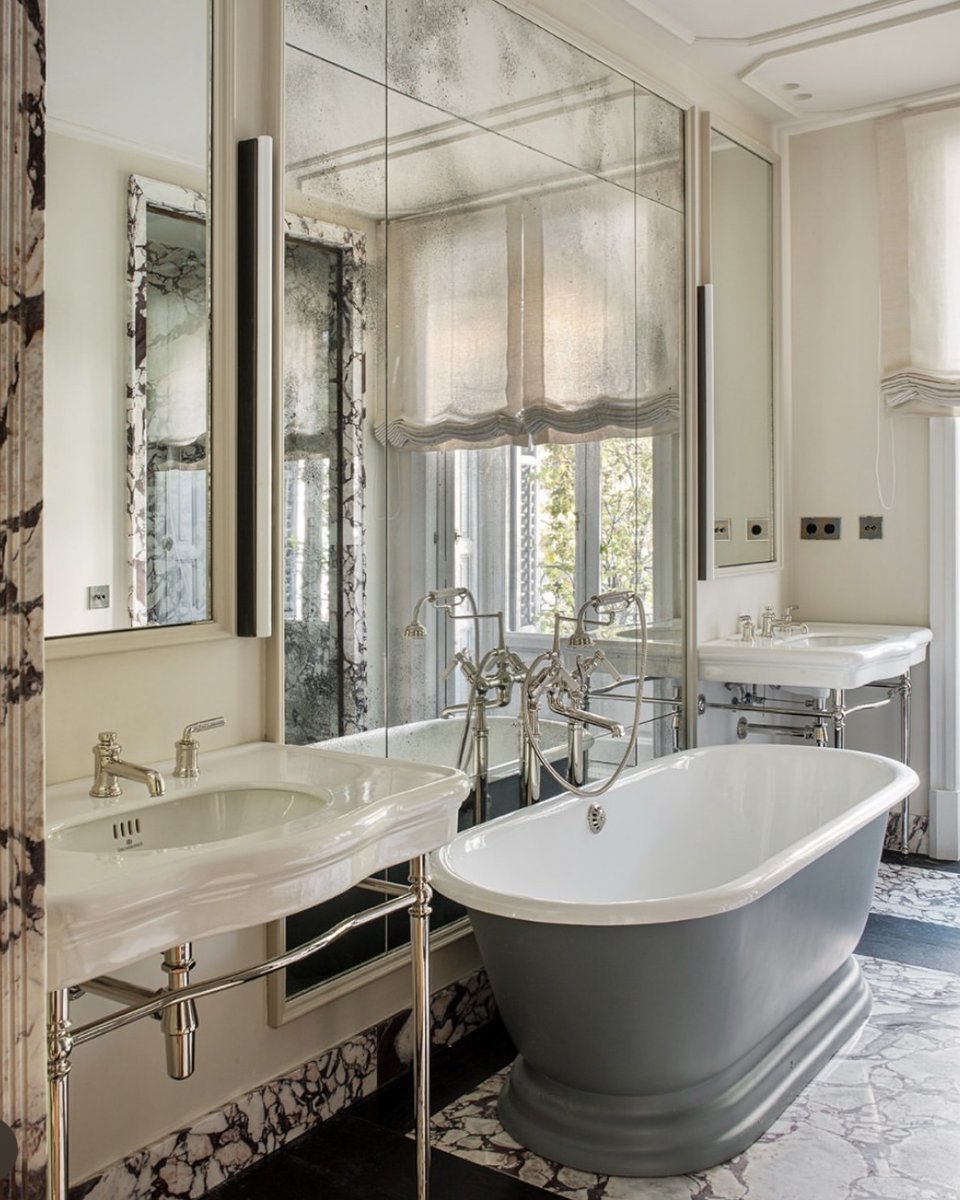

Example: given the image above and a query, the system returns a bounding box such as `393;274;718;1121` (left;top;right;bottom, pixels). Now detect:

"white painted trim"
928;418;960;859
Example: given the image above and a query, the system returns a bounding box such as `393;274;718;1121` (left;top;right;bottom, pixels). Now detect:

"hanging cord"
520;594;648;800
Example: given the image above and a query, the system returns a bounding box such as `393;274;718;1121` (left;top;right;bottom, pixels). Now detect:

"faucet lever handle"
174;717;225;780
180;716;225;742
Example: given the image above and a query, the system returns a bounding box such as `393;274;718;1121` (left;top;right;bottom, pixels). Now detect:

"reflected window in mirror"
44;0;211;637
128;177;210;628
282;215;367;746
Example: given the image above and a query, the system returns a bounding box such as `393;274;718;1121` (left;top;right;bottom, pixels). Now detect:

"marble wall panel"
71;968;494;1199
0;2;47;1197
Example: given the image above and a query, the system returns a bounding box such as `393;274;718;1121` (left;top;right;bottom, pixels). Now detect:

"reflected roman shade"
376;181;681;449
877;103;960;414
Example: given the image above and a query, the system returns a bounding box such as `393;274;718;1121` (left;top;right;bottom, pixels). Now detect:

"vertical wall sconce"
236;135;273;637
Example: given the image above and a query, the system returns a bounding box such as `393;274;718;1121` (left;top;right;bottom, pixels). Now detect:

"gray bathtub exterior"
466;814;886;1176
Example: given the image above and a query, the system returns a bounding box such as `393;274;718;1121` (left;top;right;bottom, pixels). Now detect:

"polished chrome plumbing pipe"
701;670;915;854
47;876;433;1200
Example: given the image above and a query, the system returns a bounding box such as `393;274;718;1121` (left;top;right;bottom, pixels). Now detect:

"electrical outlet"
713;518;731;541
800;517;842;541
859;515;883;540
87;584;110;610
746;518;769;541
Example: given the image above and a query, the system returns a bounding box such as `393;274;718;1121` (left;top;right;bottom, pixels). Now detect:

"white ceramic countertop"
47;742;468;990
698;623;931;689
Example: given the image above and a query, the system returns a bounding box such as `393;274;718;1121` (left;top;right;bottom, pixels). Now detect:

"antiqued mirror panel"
708;128;776;571
273;0;685;1020
44;0;211;636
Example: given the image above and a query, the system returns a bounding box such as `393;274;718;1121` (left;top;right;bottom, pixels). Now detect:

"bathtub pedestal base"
497;955;871;1178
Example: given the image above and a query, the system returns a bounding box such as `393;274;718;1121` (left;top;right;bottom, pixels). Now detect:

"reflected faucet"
90;732;165;800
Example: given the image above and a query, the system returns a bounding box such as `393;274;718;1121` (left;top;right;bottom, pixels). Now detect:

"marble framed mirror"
44;0;212;638
697;115;778;579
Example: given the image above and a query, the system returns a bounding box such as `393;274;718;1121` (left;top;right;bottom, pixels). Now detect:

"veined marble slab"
873;861;960;929
428;956;960;1200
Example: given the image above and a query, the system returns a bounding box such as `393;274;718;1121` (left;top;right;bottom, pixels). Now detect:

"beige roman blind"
376;180;681;449
877;103;960;414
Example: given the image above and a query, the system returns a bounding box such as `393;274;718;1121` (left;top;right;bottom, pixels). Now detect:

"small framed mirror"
697;116;778;579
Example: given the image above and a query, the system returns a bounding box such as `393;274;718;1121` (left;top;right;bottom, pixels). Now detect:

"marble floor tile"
873;861;960;928
429;955;960;1200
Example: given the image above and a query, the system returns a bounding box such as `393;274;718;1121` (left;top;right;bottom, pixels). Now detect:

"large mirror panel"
44;0;211;636
699;122;776;576
273;0;685;1020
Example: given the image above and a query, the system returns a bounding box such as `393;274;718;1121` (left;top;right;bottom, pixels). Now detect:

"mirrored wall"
274;0;686;1014
699;123;776;575
44;0;212;636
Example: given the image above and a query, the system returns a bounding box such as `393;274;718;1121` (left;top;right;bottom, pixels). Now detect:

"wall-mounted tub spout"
161;943;198;1080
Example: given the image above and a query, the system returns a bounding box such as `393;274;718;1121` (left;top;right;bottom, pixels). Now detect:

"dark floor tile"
882;850;960;874
205;1151;328;1199
286;1112;550;1199
857;911;960;974
350;1016;515;1133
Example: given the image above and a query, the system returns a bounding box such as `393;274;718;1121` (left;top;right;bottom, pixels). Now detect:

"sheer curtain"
878;103;960;413
377;180;681;449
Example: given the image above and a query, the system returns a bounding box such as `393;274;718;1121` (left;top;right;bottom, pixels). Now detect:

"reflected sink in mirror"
51;786;331;855
47;742;468;989
698;623;931;689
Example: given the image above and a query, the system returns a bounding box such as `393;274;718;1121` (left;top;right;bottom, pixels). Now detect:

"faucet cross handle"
174;717;225;779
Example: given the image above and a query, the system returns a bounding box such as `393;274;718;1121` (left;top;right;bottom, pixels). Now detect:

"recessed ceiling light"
783;83;800;91
796;92;813;100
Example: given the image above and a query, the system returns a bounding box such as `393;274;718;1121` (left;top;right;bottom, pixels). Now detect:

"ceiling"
606;0;960;126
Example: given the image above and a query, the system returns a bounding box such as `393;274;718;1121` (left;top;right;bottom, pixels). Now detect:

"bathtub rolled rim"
428;745;918;926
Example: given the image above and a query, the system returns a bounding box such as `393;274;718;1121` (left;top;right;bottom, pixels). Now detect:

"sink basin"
698;622;931;689
47;742;468;989
51;786;331;854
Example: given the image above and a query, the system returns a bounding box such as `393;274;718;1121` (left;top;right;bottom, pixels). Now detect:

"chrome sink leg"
409;856;432;1200
161;944;199;1080
48;987;73;1200
899;670;913;853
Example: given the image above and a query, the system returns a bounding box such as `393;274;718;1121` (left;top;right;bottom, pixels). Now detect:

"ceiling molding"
625;0;957;46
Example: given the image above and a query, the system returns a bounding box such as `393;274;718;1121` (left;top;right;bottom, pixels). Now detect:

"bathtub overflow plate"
587;803;606;834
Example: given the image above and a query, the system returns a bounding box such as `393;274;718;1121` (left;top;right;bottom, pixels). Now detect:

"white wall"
785;117;931;823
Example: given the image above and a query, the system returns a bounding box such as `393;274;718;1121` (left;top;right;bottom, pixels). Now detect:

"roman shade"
877;103;960;414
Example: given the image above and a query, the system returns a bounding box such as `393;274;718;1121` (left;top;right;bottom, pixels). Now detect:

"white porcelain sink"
698;622;931;689
51;786;330;854
47;742;468;989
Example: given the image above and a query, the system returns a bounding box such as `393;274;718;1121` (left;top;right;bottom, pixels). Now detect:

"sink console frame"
698;671;914;852
47;860;434;1200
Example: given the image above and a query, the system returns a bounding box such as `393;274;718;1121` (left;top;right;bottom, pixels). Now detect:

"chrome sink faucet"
90;732;165;799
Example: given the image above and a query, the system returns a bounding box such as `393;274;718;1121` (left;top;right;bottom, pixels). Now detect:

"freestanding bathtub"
430;744;918;1176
